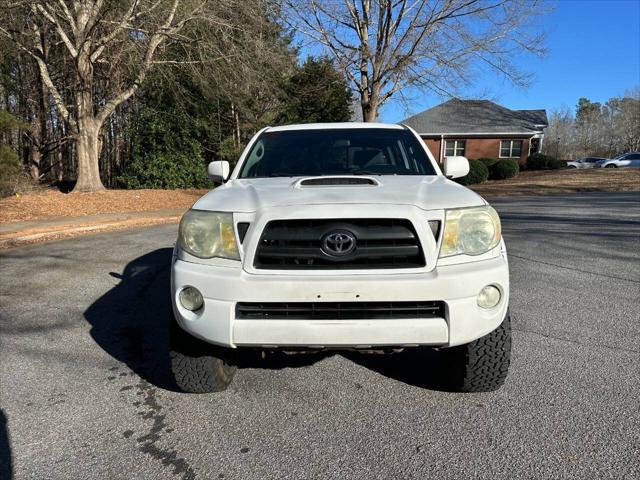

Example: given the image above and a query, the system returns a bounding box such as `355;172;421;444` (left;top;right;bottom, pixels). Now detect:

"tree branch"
90;0;140;62
34;3;78;57
96;0;185;123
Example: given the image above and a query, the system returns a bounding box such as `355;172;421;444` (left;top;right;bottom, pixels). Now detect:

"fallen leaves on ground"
470;168;640;196
0;188;208;224
1;169;639;225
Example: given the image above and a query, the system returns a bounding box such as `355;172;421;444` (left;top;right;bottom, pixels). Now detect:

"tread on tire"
169;315;236;393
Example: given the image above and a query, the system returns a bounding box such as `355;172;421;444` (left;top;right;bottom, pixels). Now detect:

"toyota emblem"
321;230;356;256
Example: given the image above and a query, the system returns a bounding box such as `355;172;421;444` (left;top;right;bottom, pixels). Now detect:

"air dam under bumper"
171;253;509;348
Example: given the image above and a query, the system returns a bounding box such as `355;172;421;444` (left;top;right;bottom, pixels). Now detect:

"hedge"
491;159;520;180
119;151;210;189
547;158;567;169
526;153;568;170
457;159;489;185
476;157;498;169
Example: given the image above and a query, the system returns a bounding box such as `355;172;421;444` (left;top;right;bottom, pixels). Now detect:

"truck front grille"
236;301;445;320
254;218;425;269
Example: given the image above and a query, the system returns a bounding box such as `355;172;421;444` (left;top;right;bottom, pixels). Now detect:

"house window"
500;140;523;158
445;140;466;157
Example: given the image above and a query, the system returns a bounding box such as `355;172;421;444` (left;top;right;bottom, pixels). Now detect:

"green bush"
457;159;489;185
547;158;567;169
120;104;214;189
217;137;245;169
526;153;567;170
477;157;498;169
0;111;29;197
119;151;210;189
491;159;520;180
527;153;555;170
0;144;22;197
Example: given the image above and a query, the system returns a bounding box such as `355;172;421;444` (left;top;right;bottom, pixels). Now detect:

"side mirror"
207;161;230;184
443;156;470;179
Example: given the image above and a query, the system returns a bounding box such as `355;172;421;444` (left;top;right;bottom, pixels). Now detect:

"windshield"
238;128;437;178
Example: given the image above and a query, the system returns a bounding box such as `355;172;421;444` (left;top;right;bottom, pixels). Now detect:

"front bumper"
171;251;509;349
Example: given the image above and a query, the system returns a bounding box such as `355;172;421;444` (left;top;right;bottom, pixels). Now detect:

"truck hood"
192;175;486;213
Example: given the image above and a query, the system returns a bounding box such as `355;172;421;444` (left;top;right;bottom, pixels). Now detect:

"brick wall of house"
421;136;531;164
421;138;441;161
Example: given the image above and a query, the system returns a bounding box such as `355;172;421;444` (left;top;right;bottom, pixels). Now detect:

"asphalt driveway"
1;192;638;479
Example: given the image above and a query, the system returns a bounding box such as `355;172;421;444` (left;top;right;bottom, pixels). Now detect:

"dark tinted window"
626;154;640;160
239;128;436;178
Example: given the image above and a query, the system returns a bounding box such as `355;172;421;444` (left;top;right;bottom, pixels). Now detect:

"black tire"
567;165;577;169
169;315;237;393
442;312;511;392
605;164;617;168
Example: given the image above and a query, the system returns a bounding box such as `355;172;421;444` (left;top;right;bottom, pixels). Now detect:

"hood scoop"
296;176;380;187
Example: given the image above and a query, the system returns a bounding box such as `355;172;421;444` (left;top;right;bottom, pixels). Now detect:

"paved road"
1;192;639;480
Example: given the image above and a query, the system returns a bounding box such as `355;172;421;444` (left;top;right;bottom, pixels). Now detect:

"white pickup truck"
170;123;511;393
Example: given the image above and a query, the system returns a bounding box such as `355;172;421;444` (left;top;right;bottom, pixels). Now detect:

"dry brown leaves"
1;170;639;226
0;188;208;224
470;169;640;197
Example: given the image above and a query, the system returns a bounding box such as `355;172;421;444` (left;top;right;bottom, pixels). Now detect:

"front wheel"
441;312;511;392
169;314;237;393
605;164;617;168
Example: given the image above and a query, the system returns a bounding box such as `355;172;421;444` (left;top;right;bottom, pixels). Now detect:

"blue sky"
374;0;640;122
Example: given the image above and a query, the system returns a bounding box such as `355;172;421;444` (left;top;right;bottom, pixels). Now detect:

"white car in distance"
599;152;640;168
170;123;511;393
566;157;607;169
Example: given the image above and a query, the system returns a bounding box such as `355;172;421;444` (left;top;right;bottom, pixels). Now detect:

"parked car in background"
599;152;640;168
566;157;607;169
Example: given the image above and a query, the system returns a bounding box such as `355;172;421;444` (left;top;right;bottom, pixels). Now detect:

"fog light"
179;286;204;311
477;285;501;309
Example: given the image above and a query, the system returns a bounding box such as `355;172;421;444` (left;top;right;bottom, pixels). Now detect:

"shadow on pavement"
344;348;452;392
84;248;177;390
84;248;331;391
0;409;12;480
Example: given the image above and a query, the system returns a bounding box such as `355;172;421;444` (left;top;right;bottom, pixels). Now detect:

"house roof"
401;99;548;135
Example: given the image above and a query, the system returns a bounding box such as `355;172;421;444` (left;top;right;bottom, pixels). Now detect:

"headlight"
439;206;501;258
178;210;240;260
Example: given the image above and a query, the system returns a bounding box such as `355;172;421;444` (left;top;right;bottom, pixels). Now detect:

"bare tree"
609;88;640;153
284;0;546;121
545;107;575;160
574;97;605;157
0;0;230;191
545;89;639;160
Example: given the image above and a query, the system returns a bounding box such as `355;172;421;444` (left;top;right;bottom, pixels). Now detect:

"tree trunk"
361;92;379;122
231;102;241;148
362;103;378;122
73;116;104;192
72;52;104;193
29;145;41;180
